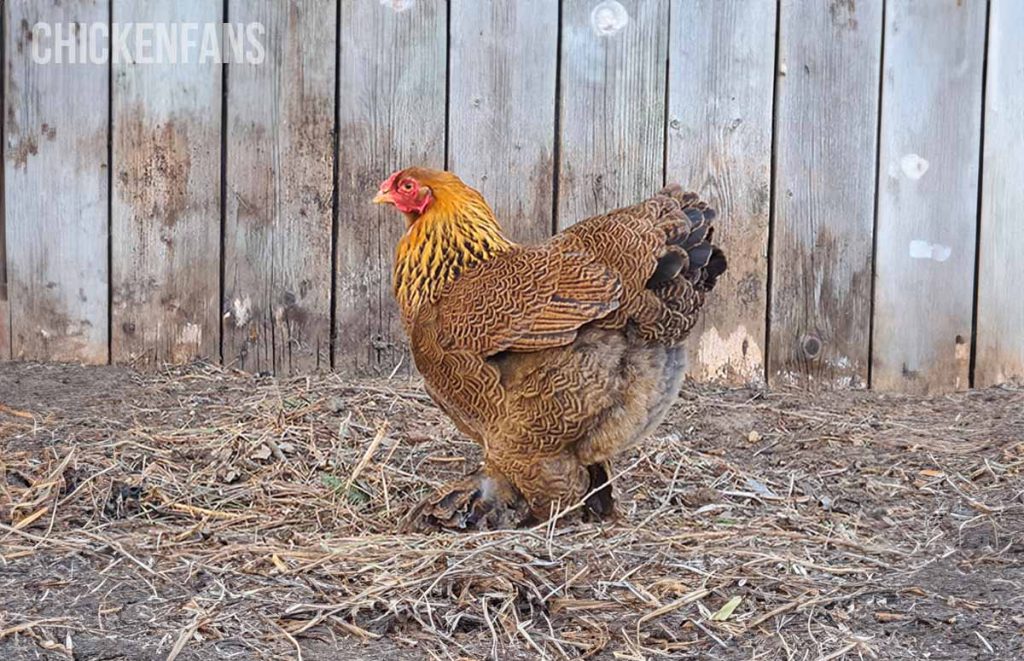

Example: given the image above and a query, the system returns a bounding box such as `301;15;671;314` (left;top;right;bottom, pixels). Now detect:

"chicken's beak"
372;190;393;206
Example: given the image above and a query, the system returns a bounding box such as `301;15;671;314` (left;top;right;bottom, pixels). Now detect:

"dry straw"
1;362;1021;658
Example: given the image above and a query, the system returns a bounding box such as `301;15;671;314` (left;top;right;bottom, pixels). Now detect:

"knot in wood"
800;333;823;360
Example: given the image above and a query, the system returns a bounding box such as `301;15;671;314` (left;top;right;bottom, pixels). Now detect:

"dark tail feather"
646;247;688;288
654;185;727;293
701;247;727;291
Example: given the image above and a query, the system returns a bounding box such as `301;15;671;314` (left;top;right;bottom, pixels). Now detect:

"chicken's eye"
401;181;414;191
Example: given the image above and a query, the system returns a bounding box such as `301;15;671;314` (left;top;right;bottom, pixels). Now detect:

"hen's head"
373;167;473;219
376;167;513;321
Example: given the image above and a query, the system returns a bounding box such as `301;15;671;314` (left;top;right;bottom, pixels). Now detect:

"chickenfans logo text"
30;22;266;65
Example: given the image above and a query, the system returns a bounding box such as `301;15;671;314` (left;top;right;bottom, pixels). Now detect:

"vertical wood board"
0;6;8;360
976;0;1024;387
335;0;446;374
448;0;558;244
558;0;668;228
872;0;986;393
111;0;222;366
5;0;110;363
0;184;7;359
667;0;776;385
0;0;1018;390
769;0;883;388
225;0;336;374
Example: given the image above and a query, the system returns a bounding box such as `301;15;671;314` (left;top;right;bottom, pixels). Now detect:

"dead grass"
1;362;1022;660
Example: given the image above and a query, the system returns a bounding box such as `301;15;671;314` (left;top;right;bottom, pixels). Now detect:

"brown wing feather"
430;244;622;357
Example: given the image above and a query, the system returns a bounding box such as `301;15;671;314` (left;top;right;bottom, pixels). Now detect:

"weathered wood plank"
976;0;1024;387
768;0;883;389
0;5;8;361
667;0;775;386
558;0;668;228
0;182;8;361
872;0;986;393
335;0;446;374
0;200;8;359
224;0;335;374
111;0;222;366
0;261;7;362
5;0;110;363
448;0;558;244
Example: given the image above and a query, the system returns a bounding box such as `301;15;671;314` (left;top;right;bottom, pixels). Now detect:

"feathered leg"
400;470;530;533
404;453;614;532
499;452;591;523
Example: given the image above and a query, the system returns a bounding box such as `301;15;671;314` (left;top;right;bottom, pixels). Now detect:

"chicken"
372;168;726;531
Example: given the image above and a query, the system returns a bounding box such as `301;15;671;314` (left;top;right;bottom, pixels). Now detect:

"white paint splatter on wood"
591;1;629;37
899;153;930;179
381;0;415;13
908;240;952;262
231;296;253;328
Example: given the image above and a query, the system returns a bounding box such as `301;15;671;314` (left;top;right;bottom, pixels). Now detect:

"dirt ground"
0;362;1021;660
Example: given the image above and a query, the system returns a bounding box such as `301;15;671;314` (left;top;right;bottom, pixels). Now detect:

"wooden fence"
0;0;1021;393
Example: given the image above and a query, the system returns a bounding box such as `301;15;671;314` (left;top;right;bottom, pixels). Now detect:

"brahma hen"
373;168;726;531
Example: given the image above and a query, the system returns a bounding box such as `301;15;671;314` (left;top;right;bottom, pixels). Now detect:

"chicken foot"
400;470;531;533
403;456;620;532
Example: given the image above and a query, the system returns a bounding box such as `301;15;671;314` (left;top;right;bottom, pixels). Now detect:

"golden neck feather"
394;189;513;325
